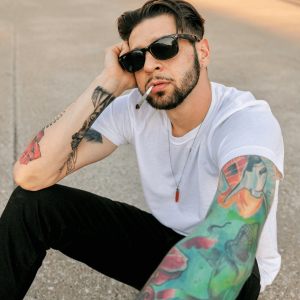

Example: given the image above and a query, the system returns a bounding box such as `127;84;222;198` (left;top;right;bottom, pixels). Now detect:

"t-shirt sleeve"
91;93;133;146
210;105;284;179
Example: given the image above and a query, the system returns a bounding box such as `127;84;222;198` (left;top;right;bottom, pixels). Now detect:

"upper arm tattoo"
83;128;103;144
63;87;114;175
217;155;272;218
137;155;276;300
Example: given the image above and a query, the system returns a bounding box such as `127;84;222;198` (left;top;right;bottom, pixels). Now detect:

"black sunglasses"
119;33;200;73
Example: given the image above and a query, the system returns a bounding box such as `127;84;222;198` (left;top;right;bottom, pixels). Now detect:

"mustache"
145;76;175;90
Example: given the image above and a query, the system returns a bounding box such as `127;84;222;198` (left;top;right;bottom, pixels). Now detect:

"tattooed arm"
137;155;277;300
14;41;137;191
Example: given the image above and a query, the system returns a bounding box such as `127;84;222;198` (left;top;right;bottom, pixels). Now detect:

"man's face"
129;14;200;110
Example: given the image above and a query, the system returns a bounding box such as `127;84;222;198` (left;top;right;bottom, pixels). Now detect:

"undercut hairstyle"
117;0;205;42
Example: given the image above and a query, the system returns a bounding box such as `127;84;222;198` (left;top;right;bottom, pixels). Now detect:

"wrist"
94;72;127;97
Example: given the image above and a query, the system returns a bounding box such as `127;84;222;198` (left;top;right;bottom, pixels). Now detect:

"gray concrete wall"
0;0;299;299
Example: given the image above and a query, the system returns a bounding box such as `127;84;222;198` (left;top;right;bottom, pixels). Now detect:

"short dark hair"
117;0;205;42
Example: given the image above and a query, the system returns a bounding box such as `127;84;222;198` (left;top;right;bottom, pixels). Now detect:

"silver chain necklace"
168;102;211;203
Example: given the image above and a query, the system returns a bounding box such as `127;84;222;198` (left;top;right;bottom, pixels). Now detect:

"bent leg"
0;186;49;300
0;184;184;299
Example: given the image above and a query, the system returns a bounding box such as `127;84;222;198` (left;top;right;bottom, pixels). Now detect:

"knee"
4;185;61;237
2;186;56;251
9;185;42;212
8;185;57;219
0;187;46;233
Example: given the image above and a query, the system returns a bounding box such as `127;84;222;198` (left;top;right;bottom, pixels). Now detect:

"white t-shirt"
91;82;284;292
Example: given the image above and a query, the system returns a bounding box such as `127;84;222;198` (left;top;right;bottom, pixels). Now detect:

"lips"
149;81;170;93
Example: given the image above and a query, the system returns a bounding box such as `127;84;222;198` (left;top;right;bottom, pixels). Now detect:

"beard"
144;47;200;110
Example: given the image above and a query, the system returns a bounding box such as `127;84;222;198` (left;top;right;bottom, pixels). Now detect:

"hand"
101;41;137;94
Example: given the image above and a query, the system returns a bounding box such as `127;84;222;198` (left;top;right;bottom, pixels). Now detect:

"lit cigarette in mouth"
136;86;153;109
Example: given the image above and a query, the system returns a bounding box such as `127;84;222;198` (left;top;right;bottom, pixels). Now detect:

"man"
0;0;283;299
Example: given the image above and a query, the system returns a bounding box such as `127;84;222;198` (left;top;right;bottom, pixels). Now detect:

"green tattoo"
137;155;276;300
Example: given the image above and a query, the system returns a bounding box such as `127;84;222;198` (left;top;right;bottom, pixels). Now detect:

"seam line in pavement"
13;0;17;187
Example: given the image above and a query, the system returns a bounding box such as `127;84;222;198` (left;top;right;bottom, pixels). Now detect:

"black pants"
0;185;261;300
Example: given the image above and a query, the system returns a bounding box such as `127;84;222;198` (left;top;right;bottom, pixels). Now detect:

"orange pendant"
175;188;180;203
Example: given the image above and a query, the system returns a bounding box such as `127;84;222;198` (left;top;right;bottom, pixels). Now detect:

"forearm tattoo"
137;155;276;300
63;86;114;174
44;111;66;129
19;130;45;165
19;87;114;170
19;106;70;165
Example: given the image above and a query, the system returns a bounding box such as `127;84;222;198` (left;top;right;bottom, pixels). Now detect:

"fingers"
120;41;131;56
111;41;130;57
102;41;137;91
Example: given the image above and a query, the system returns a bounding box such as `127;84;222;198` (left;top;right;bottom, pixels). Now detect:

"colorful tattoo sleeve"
137;155;276;300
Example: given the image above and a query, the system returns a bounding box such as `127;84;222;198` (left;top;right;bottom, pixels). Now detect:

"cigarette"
136;86;153;109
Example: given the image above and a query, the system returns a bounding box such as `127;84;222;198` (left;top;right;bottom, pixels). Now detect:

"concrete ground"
0;0;299;299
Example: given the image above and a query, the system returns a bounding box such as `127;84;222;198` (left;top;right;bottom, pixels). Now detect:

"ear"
195;38;210;68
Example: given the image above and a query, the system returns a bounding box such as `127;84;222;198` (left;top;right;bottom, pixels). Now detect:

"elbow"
14;172;40;191
13;163;52;191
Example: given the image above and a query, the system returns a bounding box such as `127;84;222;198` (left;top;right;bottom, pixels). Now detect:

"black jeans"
0;185;260;300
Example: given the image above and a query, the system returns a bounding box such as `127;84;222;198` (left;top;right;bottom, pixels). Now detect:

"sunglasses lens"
122;50;145;73
121;36;179;72
151;37;178;60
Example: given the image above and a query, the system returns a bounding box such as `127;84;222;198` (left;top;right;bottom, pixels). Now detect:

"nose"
143;51;163;73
